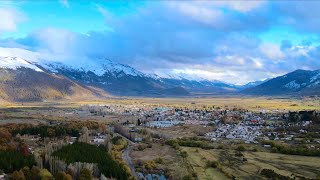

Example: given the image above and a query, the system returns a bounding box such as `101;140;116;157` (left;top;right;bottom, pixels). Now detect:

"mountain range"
0;56;319;101
243;69;320;95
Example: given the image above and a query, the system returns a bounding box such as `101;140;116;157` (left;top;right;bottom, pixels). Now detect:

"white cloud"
168;2;222;26
251;57;263;69
0;8;25;32
60;0;69;8
215;1;265;13
260;43;284;60
32;28;77;55
166;0;264;27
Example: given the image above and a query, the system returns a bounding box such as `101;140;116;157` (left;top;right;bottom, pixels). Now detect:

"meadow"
1;96;320;111
181;147;320;180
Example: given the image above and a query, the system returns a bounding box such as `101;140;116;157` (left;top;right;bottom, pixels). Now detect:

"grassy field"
130;143;191;179
1;96;320;111
182;147;320;180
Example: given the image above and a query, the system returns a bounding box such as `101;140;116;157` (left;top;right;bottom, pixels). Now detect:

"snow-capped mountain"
39;58;246;95
40;58;144;77
237;80;268;90
4;56;306;98
0;56;107;102
243;69;320;95
0;57;43;72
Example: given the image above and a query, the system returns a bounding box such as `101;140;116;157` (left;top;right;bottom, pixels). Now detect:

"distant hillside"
6;56;316;100
40;58;247;96
243;69;320;95
0;57;107;101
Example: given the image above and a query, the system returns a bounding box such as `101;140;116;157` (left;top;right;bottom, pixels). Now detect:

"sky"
0;0;320;84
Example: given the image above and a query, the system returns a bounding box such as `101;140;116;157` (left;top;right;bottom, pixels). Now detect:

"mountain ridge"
0;57;109;102
243;69;320;95
1;56;318;100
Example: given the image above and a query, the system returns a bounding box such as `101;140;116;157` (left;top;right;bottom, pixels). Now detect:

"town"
1;98;320;180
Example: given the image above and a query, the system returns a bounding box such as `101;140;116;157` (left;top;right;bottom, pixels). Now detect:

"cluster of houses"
206;123;262;143
82;104;319;145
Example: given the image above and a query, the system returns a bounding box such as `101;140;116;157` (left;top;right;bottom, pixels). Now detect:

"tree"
80;168;92;180
11;170;26;180
22;167;32;179
55;171;67;180
65;174;73;180
39;169;53;180
31;166;41;180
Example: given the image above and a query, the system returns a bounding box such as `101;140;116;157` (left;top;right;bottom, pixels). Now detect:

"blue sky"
0;0;320;84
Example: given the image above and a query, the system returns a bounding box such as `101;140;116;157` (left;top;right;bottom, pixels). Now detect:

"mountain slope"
39;59;172;96
243;69;320;95
159;78;238;93
0;57;108;102
40;58;244;96
0;56;265;99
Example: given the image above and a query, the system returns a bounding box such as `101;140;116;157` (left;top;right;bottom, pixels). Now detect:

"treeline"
289;111;320;124
0;151;36;173
1;120;104;136
12;125;80;138
166;137;215;149
262;141;320;156
114;124;136;142
52;142;129;180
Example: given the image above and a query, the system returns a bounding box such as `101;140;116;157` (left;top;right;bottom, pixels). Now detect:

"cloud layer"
0;1;320;84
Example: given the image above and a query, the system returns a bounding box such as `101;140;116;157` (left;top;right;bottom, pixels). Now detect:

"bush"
39;169;53;180
180;151;188;158
166;138;214;149
217;144;225;149
154;157;163;164
236;145;246;151
144;160;156;170
206;160;220;168
136;144;146;151
80;168;92;180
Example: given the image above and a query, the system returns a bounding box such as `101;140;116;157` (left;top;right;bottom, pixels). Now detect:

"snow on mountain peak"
284;80;301;90
0;56;43;72
41;58;144;77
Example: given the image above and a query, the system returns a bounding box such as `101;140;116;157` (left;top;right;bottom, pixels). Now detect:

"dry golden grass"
130;143;190;179
182;147;229;180
1;96;319;111
182;147;320;180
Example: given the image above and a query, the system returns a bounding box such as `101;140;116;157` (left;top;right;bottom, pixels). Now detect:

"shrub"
80;168;92;180
217;144;225;149
144;160;156;170
136;144;146;151
206;160;220;168
154;157;164;164
180;151;188;158
236;145;246;151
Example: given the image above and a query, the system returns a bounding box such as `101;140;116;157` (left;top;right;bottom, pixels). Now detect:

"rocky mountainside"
243;69;320;95
0;57;107;102
39;58;245;96
5;56;316;100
